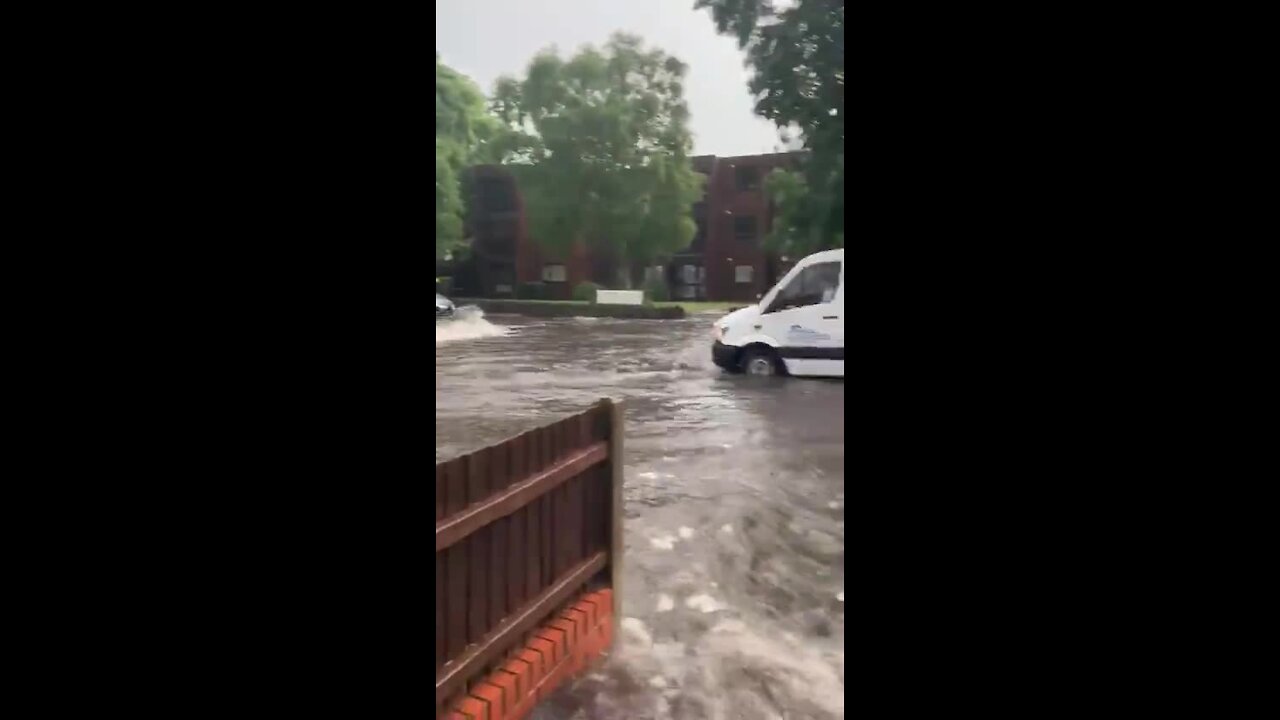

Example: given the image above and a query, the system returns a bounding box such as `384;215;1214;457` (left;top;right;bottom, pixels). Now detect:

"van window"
765;261;841;313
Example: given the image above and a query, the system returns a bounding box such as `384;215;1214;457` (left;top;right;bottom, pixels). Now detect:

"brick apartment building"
451;166;525;297
453;165;596;300
453;152;803;301
667;152;802;303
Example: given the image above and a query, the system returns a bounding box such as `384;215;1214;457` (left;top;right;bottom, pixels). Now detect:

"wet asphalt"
437;310;845;720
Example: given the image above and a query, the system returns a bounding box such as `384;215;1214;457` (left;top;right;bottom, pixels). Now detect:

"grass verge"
651;301;745;314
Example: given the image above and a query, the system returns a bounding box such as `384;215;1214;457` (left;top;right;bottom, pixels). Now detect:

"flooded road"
437;311;845;720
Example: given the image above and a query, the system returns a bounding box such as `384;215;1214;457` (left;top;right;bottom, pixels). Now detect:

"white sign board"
596;290;645;306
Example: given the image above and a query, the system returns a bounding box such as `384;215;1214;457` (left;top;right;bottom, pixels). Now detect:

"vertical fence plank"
447;542;467;665
468;526;490;644
553;420;570;598
530;426;542;472
436;550;446;672
574;473;587;564
608;400;625;632
553;419;566;463
586;402;609;559
550;484;562;580
508;505;526;610
467;450;490;506
558;418;574;575
592;401;606;443
509;432;525;493
558;484;573;577
507;433;528;611
582;466;597;558
490;441;510;491
443;454;468;668
541;491;554;588
489;444;509;628
542;425;554;470
593;463;609;555
465;452;489;645
582;410;594;447
444;459;466;517
531;426;550;589
526;483;541;599
526;429;540;474
436;465;446;521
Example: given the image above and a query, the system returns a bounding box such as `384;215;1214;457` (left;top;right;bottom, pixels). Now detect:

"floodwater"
437;310;845;720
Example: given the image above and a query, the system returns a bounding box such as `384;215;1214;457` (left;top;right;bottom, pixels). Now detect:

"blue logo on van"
787;325;831;342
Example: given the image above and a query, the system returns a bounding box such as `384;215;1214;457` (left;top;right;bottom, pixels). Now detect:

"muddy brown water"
437;310;845;720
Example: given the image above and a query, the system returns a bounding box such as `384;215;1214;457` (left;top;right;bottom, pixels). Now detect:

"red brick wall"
525;240;592;300
700;153;799;302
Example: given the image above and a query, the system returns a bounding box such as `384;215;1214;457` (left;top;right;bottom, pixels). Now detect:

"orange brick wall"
442;588;615;720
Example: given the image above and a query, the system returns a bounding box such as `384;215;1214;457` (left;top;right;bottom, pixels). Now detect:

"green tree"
696;0;844;256
436;56;499;261
489;34;704;287
764;167;809;256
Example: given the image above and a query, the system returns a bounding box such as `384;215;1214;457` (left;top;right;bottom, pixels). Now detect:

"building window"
681;264;698;284
692;202;707;249
542;264;567;283
735;265;754;284
735;166;760;191
734;216;758;242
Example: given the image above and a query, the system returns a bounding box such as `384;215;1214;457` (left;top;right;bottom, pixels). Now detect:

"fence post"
608;398;625;634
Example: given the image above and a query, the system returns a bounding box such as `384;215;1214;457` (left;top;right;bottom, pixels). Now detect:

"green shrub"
517;282;547;300
643;276;670;303
436;277;453;296
572;281;602;303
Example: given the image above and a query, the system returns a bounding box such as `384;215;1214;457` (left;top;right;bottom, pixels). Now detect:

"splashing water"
545;613;844;720
435;307;510;344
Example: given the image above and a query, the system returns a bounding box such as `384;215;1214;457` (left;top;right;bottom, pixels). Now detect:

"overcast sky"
436;0;783;157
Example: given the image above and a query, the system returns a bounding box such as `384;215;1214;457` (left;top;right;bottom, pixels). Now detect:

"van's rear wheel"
741;347;782;376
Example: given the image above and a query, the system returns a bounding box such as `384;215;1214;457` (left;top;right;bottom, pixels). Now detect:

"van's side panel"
756;255;843;377
714;249;844;378
782;358;844;377
777;256;842;377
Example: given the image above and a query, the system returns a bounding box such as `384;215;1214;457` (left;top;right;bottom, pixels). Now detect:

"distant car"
436;293;455;318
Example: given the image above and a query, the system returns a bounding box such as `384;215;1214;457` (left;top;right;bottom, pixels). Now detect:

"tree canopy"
696;0;844;257
489;34;704;285
436;56;498;261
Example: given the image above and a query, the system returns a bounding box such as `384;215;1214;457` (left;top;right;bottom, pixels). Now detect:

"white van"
711;248;843;377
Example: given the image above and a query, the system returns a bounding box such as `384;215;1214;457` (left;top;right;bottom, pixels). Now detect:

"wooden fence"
436;399;624;717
